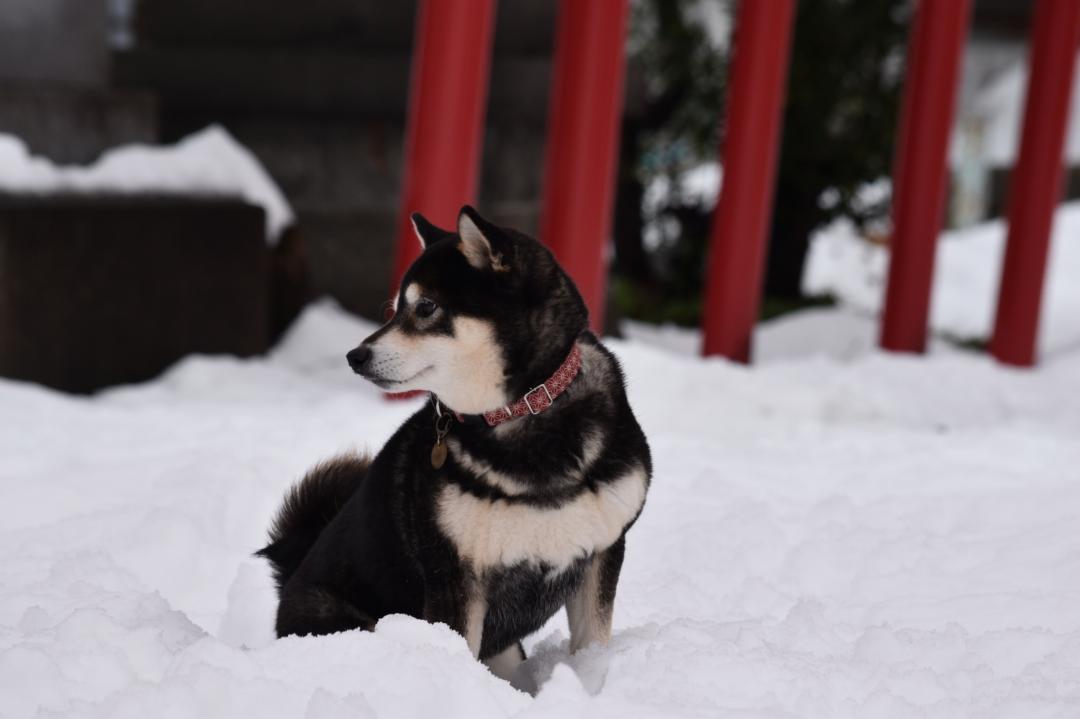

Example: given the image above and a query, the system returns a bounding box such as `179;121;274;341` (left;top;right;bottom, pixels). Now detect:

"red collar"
482;343;582;426
428;344;583;427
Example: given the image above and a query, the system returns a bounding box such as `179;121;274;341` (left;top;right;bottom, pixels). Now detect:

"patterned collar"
432;342;583;427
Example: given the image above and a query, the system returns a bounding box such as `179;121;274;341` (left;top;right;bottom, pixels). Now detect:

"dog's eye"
415;298;438;319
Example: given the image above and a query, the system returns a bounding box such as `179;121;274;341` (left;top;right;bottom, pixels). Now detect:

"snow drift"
2;299;1078;717
803;201;1080;358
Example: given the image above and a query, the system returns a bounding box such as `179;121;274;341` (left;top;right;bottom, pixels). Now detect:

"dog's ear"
457;206;510;272
411;212;451;249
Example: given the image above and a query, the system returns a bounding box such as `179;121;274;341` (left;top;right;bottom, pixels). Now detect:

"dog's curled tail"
256;453;370;590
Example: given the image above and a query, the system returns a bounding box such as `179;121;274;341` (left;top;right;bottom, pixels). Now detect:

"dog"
258;206;651;681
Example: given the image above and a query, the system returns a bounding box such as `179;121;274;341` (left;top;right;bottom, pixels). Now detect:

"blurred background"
0;0;1074;393
7;5;1080;714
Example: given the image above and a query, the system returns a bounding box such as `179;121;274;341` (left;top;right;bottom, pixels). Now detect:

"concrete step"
133;0;554;53
0;0;108;90
113;48;551;123
0;86;157;164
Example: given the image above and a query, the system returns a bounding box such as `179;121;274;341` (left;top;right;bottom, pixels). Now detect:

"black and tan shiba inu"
258;206;651;681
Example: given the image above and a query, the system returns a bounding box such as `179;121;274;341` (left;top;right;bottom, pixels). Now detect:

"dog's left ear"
411;212;452;249
457;206;510;272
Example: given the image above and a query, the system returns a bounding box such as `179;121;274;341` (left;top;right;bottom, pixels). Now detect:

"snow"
643;163;723;216
2;296;1079;717
642;162;722;251
0;125;294;244
804;201;1080;359
963;53;1080;167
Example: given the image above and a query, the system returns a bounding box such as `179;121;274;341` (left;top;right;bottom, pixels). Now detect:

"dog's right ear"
410;213;451;249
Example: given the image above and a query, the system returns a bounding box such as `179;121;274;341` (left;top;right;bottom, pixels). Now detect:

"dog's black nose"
346;345;372;373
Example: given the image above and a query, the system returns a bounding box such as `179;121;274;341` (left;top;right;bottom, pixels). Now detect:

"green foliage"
764;0;909;299
776;0;909;230
613;0;910;326
629;0;727;175
612;0;726;327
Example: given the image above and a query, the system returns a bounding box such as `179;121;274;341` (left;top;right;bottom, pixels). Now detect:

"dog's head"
346;206;588;414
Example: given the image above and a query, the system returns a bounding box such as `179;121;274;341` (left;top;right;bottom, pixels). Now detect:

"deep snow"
1;298;1078;718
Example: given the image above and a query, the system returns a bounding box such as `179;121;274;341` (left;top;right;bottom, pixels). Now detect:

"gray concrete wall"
0;0;109;89
0;0;156;162
0;87;155;163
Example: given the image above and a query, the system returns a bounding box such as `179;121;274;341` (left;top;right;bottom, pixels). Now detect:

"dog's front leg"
566;536;626;653
460;590;486;657
423;573;486;658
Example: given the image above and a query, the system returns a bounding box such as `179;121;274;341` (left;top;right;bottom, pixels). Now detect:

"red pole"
540;0;629;332
990;0;1080;367
701;0;797;361
879;0;972;354
391;0;496;286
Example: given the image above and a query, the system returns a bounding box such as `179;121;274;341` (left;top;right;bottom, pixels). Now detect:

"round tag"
431;442;447;470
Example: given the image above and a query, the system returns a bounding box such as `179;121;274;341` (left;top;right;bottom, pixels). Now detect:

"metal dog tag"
431;441;447;470
431;410;452;470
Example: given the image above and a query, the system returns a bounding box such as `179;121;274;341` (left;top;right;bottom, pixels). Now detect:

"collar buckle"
523;383;553;415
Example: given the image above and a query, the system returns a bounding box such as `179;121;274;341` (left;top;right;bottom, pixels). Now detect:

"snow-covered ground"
2;298;1078;718
0;126;293;243
803;201;1080;360
628;198;1080;364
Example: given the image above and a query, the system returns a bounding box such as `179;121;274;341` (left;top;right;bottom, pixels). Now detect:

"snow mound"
2;301;1079;717
0;125;294;243
804;202;1080;357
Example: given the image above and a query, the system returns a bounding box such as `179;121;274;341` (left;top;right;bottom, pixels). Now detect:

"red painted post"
540;0;629;331
701;0;797;361
391;0;497;286
879;0;972;353
990;0;1080;367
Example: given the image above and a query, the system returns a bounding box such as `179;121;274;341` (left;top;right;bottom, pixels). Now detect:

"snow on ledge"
0;125;294;244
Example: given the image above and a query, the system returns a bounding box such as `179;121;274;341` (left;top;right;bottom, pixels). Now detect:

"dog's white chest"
435;466;647;572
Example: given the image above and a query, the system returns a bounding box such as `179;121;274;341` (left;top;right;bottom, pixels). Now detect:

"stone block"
0;196;268;393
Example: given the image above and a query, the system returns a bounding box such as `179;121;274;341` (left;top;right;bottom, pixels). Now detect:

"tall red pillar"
879;0;972;353
990;0;1080;367
391;0;496;286
701;0;797;361
540;0;629;331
